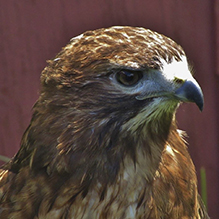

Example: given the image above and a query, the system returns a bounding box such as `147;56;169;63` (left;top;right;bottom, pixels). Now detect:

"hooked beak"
175;79;204;111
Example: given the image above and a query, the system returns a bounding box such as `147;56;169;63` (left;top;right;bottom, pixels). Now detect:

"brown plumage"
0;26;209;218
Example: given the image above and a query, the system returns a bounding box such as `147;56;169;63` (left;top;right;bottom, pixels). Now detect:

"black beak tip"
198;98;204;112
197;99;204;112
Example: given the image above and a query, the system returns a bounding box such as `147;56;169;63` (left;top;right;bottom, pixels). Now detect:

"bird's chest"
41;159;150;219
42;150;196;219
69;171;149;218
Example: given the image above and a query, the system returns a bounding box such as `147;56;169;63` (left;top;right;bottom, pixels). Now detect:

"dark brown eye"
115;70;143;86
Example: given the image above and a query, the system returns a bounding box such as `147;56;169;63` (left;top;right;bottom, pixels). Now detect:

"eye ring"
115;70;143;86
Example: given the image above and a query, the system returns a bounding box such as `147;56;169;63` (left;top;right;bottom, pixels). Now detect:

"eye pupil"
116;70;143;86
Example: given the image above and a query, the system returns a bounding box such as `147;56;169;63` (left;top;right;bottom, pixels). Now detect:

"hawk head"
13;26;203;184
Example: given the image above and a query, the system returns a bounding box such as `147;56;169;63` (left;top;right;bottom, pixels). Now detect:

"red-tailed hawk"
0;26;209;218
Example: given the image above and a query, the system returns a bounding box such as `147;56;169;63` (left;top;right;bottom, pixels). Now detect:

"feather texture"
0;26;209;218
